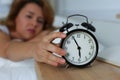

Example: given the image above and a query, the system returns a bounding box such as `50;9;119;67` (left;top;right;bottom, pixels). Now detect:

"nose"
31;19;37;27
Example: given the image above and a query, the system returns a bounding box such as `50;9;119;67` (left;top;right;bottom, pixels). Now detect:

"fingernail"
60;59;65;63
61;33;66;37
61;50;66;55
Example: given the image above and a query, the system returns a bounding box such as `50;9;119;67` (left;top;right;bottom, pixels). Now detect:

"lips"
27;29;35;34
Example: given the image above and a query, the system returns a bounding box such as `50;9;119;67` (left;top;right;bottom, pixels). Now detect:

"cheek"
15;16;27;31
36;26;43;34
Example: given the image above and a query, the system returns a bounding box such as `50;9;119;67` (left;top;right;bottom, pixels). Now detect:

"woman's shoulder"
0;25;10;35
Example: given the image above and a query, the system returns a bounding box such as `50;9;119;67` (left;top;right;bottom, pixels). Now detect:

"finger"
45;43;66;56
35;51;58;66
52;43;60;47
40;51;66;64
36;51;66;66
41;54;65;66
47;32;66;42
41;57;58;66
46;53;66;64
46;59;58;66
47;51;66;65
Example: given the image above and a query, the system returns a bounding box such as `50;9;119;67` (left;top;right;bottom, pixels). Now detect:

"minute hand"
72;36;80;48
72;36;81;58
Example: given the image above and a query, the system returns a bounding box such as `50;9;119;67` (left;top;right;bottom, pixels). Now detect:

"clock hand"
78;48;81;58
72;36;79;47
72;36;81;58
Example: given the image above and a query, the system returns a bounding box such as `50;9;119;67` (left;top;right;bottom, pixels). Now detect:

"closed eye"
26;15;32;19
37;19;45;25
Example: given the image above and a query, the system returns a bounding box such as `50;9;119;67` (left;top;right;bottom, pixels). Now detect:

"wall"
57;0;120;22
0;0;13;19
48;0;58;14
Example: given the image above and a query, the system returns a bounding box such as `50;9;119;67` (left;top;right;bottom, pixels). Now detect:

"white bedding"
0;58;37;80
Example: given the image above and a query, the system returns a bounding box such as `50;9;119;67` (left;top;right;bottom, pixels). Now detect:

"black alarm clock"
59;14;99;67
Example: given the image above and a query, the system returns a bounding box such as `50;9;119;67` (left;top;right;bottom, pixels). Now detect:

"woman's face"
14;3;44;40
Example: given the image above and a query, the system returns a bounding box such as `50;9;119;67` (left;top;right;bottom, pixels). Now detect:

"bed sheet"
0;58;37;80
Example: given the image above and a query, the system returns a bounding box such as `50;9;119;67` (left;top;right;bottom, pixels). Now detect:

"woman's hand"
31;31;66;66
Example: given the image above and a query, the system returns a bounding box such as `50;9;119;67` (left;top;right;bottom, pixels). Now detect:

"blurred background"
50;0;120;22
0;0;13;19
0;0;120;22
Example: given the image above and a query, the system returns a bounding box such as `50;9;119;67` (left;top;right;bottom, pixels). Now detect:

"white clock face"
62;29;98;66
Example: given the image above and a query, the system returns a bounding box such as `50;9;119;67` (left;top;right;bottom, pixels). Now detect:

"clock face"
61;29;98;66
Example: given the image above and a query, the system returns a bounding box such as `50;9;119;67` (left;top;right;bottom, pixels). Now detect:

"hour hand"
78;49;81;58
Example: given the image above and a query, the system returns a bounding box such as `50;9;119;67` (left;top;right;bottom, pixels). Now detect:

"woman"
0;0;66;67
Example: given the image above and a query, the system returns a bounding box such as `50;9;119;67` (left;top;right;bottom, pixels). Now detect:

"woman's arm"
0;30;10;58
0;30;66;66
0;30;35;61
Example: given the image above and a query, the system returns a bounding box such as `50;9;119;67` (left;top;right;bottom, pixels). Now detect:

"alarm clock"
59;14;99;67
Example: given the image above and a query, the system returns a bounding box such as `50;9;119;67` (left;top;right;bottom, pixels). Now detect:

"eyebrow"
28;11;35;15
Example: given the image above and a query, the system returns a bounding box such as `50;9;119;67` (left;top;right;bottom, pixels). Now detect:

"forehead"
20;3;43;17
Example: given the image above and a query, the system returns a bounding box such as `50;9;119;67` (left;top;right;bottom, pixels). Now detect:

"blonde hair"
5;0;55;31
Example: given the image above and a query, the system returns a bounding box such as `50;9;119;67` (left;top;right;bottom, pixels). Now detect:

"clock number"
65;53;69;57
71;36;74;40
72;57;74;61
89;52;92;55
64;46;67;50
84;35;86;39
90;45;94;49
78;58;81;62
88;38;92;43
77;34;80;38
85;56;88;61
67;40;70;44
